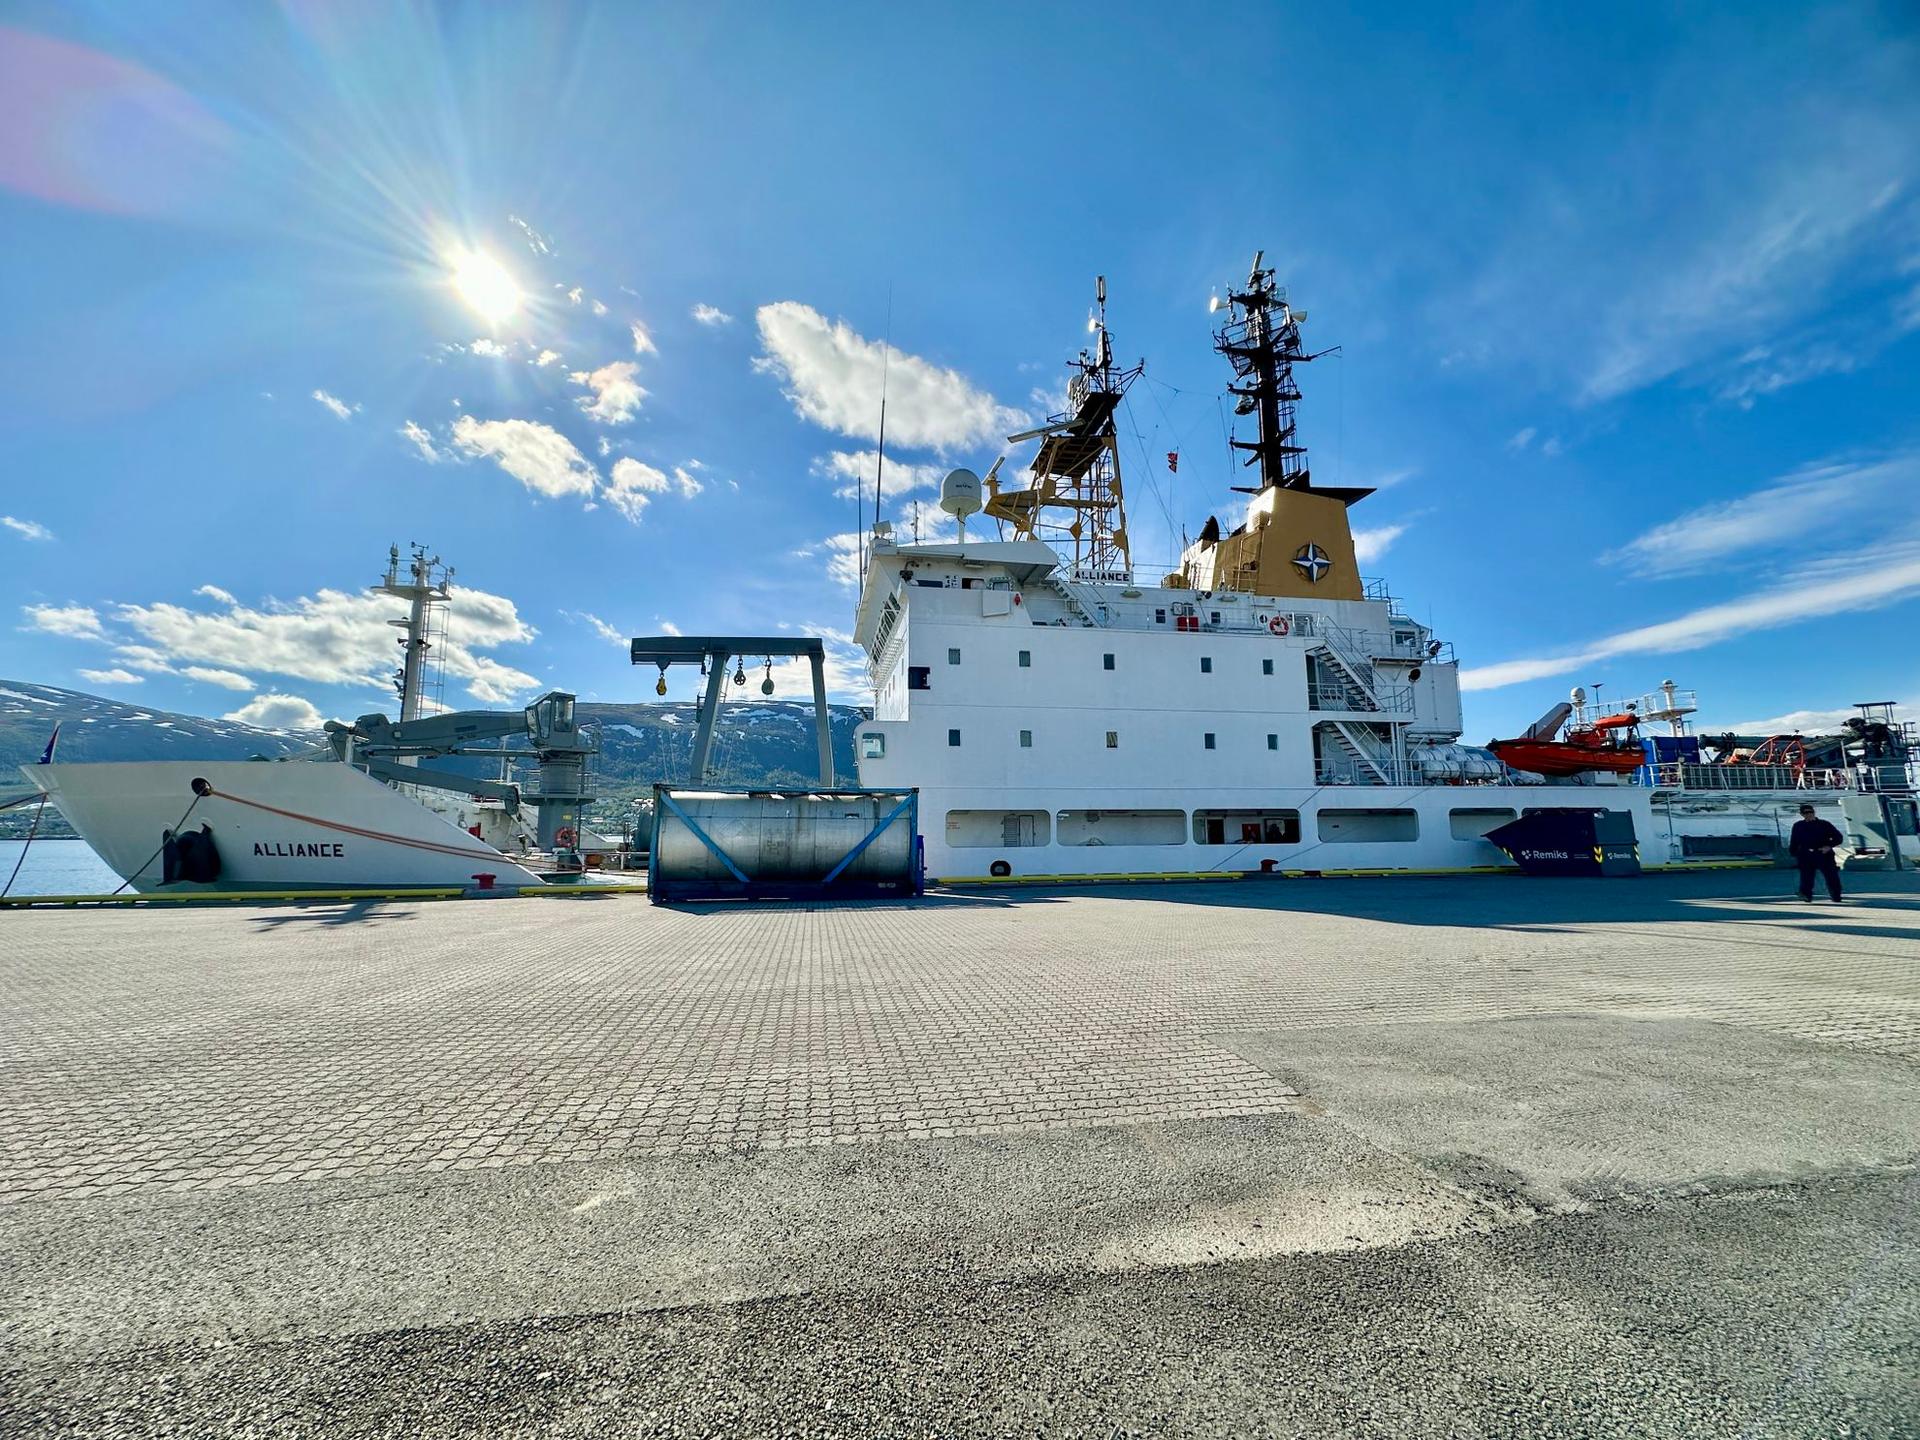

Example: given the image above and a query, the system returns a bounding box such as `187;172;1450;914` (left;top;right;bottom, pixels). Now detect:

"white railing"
1653;763;1914;794
1308;682;1413;714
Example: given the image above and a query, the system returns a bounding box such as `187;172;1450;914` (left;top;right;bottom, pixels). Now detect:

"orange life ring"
554;826;577;847
1268;614;1291;636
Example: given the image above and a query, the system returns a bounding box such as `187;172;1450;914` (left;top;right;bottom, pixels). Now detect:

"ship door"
1002;813;1036;847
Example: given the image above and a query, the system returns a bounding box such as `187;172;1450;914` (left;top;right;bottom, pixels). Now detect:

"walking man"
1789;803;1844;903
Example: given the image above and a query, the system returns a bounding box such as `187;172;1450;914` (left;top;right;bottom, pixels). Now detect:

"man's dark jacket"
1789;817;1843;857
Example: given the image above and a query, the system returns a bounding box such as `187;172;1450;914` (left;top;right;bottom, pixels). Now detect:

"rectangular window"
1194;810;1301;846
947;728;961;747
1262;658;1275;676
946;809;1049;848
1155;608;1167;624
908;666;930;690
1204;732;1216;750
1210;611;1221;625
1317;808;1420;843
1019;729;1033;748
1200;656;1213;674
1267;734;1278;750
1018;650;1031;668
947;647;961;665
1449;807;1516;841
1102;653;1115;670
1105;731;1119;749
859;734;886;760
1057;809;1185;847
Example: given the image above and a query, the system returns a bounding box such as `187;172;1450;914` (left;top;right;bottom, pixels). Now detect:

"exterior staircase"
1318;720;1399;785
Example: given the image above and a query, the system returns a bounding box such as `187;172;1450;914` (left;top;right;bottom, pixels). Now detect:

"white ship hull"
26;760;548;892
909;780;1656;882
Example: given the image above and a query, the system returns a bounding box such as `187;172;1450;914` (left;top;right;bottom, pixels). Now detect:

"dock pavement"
3;869;1917;1436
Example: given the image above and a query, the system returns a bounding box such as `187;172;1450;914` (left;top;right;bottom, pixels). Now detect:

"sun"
447;248;523;324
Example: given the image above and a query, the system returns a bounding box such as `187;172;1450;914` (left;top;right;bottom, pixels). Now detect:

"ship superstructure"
851;260;1916;881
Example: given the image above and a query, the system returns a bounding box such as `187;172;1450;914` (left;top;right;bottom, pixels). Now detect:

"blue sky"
3;1;1916;740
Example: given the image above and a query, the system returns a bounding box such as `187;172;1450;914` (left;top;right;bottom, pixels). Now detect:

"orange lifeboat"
1490;709;1645;777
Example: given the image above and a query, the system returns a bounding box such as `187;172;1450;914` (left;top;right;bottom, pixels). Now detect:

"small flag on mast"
38;723;61;765
1166;451;1179;473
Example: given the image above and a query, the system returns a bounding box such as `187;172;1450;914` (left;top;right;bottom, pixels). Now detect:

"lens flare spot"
448;248;522;324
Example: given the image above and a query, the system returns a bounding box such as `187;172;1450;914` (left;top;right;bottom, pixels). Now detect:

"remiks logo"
1293;542;1331;583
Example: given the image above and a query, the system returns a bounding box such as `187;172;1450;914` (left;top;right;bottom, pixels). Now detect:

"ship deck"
4;870;1918;1436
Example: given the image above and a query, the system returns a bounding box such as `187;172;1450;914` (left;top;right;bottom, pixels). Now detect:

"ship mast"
985;276;1142;583
376;544;453;724
1213;250;1330;494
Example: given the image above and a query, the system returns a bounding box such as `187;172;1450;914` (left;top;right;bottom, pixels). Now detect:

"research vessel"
846;257;1917;881
13;548;601;892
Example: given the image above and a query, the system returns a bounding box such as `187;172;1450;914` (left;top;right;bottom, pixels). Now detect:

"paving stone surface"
3;871;1916;1203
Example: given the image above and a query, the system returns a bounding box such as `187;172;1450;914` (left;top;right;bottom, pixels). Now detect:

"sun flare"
448;248;522;324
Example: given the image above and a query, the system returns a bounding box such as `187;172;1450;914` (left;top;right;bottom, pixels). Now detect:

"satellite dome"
940;468;982;521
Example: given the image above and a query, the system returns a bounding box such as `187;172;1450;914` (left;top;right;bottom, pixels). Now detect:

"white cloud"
470;337;510;358
691;304;733;327
195;585;236;605
1506;428;1536;452
565;286;583;305
3;515;53;542
1724;699;1919;734
78;668;143;686
1352;524;1406;566
533;349;562;368
672;465;702;499
754;301;1024;454
112;581;539;705
658;620;683;637
1605;453;1918;577
21;603;104;640
181;666;255;691
312;389;355;420
591;299;608;317
452;416;598;499
605;457;668;522
564;610;626;646
399;420;443;463
812;450;946;500
508;214;553;256
571;361;646;424
224;693;324;731
629;321;655;355
819;531;865;589
1461;550;1920;691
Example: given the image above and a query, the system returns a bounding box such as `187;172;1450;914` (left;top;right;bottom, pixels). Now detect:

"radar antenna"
1212;251;1347;496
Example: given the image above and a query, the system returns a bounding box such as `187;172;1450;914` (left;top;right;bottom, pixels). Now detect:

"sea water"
0;839;121;897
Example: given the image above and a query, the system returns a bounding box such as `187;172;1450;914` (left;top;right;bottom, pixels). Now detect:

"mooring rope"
0;794;51;899
200;785;508;863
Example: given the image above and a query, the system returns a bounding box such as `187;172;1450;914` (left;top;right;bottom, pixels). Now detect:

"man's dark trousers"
1798;850;1842;901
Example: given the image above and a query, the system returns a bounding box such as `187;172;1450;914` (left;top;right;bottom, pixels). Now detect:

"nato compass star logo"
1293;542;1332;583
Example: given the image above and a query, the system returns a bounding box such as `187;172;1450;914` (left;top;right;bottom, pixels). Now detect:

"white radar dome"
940;468;983;521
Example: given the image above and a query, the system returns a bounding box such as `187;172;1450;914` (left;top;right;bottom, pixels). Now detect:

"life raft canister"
1268;614;1291;636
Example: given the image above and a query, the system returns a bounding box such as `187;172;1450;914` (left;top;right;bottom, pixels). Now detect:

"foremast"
983;277;1141;583
376;544;452;724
